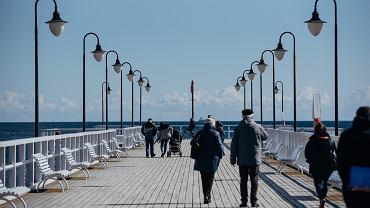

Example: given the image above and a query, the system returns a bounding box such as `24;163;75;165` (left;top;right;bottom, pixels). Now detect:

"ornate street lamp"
34;0;67;137
256;58;266;125
234;76;243;92
241;61;258;110
258;50;276;128
140;77;151;125
274;81;284;127
105;50;122;130
101;82;112;125
126;69;142;127
273;31;297;131
119;62;132;128
82;32;105;132
305;0;339;135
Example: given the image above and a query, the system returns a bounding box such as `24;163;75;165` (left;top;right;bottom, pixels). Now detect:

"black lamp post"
240;61;258;110
119;62;132;129
305;0;339;135
34;0;67;137
82;32;105;132
273;31;297;131
105;50;123;130
140;77;151;125
127;69;142;127
101;82;112;125
274;81;284;127
234;76;244;108
137;76;145;125
191;80;195;119
257;50;275;128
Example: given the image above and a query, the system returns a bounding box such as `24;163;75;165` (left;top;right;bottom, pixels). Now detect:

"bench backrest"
102;140;112;151
289;146;304;161
271;142;284;154
85;143;98;157
61;148;76;165
111;137;120;149
32;153;52;175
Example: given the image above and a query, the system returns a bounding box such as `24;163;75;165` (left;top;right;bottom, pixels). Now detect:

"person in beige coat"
156;122;173;157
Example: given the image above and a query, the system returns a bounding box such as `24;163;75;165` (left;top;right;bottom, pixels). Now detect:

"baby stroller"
167;129;183;157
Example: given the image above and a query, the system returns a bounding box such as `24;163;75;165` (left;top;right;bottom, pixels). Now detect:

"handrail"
0;127;141;189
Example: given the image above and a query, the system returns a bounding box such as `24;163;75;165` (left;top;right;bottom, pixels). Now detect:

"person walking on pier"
337;106;370;207
188;117;196;137
305;122;337;208
141;118;157;157
155;122;173;157
191;117;223;204
230;109;268;208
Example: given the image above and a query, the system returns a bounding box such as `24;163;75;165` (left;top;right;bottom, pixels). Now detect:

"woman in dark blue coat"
305;122;337;208
190;118;223;204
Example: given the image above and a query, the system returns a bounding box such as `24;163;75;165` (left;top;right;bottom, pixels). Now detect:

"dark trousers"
200;172;215;202
312;172;331;199
160;139;169;154
239;165;259;204
145;137;154;157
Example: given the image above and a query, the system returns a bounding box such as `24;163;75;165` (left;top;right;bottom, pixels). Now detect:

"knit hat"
204;117;216;127
242;109;254;116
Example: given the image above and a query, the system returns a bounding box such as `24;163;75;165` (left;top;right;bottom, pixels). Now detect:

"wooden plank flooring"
1;139;345;208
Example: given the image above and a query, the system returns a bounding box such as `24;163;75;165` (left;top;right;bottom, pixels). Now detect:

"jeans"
313;172;331;199
200;172;215;202
239;165;260;204
160;139;169;155
145;136;155;157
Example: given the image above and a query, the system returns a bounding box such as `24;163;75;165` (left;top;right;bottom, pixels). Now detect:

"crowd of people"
141;106;369;207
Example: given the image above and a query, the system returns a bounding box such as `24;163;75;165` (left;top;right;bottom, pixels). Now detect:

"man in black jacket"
337;106;370;207
141;118;157;157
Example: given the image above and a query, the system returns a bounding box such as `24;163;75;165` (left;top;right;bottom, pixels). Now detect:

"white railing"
0;127;142;189
266;128;339;173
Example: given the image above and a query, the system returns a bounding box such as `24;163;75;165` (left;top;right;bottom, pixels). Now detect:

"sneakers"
239;203;247;207
151;154;156;157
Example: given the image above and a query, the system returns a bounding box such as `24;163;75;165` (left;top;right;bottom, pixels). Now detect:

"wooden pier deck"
1;140;344;208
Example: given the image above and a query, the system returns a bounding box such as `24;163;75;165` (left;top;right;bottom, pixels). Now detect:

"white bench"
0;179;29;208
85;143;109;169
61;148;92;179
263;142;284;159
276;146;304;174
102;140;123;160
134;133;145;147
32;153;71;192
111;138;128;157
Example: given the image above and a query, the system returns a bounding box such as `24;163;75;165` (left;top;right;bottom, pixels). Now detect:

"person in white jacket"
156;122;173;157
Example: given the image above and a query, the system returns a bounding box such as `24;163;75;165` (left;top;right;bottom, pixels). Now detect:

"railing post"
17;144;25;186
8;146;15;187
25;143;34;187
227;126;231;139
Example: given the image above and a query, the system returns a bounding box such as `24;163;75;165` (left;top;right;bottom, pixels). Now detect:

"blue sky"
0;0;369;122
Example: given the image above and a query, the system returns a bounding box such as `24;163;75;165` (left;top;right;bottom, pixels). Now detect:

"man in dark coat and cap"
337;106;370;207
231;109;268;207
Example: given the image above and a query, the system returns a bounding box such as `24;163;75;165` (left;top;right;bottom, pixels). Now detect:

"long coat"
230;119;268;166
191;124;223;173
304;132;336;177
